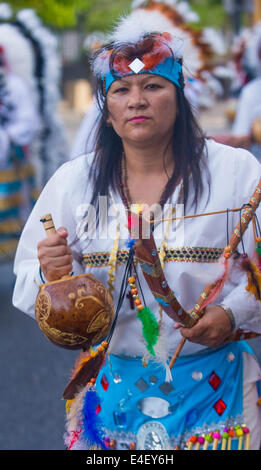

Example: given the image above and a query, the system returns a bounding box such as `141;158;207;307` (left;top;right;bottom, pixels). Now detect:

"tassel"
82;386;107;450
241;253;261;301
137;306;159;356
164;363;173;383
150;320;173;381
63;341;108;400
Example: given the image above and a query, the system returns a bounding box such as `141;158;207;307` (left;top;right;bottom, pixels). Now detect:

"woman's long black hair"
89;36;210;213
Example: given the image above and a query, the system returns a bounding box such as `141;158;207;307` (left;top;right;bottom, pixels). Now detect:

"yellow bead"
236;428;243;437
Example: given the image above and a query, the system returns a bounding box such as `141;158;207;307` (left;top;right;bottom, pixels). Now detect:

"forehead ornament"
129;58;145;74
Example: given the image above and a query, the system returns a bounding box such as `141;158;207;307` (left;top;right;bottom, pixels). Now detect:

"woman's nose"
128;87;147;109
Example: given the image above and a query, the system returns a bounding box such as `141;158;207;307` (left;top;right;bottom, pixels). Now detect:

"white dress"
13;139;261;448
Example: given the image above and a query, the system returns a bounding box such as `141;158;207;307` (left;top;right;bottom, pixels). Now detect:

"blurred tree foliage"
189;0;225;29
7;0;133;30
7;0;227;31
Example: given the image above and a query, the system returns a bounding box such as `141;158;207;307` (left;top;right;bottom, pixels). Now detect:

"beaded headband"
91;32;185;95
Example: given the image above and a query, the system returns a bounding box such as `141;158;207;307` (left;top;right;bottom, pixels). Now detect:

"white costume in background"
0;73;40;169
70;100;100;159
0;72;40;260
232;77;261;161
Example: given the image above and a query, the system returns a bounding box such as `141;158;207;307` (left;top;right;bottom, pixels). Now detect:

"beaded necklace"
115;153;184;368
119;153;178;210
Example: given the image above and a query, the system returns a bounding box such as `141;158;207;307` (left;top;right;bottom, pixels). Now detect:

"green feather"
137;307;159;356
256;242;261;257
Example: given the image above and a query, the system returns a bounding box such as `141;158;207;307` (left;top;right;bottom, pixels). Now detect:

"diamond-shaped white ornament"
129;58;145;74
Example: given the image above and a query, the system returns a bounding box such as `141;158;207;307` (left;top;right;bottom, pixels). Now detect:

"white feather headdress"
107;10;204;79
0;7;68;188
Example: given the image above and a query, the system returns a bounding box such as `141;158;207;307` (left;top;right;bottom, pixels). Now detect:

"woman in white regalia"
13;23;261;451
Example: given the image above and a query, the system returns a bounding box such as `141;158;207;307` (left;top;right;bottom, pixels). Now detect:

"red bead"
96;404;101;414
208;371;221;390
101;373;109;391
110;440;117;449
213;398;227;416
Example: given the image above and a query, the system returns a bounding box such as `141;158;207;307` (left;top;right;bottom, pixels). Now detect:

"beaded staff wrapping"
169;178;261;369
128;209;196;327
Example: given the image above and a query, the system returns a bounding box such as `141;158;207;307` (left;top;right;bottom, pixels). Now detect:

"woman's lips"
129;116;150;122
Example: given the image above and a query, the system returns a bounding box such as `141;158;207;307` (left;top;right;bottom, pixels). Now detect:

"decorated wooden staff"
126;179;261;368
127;210;195;328
35;214;115;398
169;178;261;369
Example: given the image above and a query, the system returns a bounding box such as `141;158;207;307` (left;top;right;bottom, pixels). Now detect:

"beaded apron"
65;341;254;450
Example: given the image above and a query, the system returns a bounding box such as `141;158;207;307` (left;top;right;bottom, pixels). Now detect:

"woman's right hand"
37;227;73;281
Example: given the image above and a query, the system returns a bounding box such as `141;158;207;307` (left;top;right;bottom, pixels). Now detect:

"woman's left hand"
174;305;233;348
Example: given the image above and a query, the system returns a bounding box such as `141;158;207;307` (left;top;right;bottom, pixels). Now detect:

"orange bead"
134;298;141;305
128;276;135;284
130;288;138;295
136;304;144;311
129;442;136;450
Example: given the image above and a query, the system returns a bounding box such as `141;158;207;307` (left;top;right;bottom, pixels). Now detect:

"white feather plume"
92;50;111;77
175;1;199;23
16;8;41;30
0;2;12;19
0;24;37;99
109;10;175;44
108;9;205;75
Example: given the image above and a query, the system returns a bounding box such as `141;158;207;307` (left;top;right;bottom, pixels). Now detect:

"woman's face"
106;74;178;147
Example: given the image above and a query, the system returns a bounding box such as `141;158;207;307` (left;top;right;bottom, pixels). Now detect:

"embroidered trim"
101;414;245;450
66;414;245;450
82;247;224;267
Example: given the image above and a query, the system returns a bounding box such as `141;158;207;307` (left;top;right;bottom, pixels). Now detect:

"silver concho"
137;421;171;450
137;397;172;419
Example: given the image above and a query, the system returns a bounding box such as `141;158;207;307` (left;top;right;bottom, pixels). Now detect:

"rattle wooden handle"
40;213;56;236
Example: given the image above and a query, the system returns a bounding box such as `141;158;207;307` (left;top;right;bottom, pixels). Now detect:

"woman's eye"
146;83;161;89
114;87;128;93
